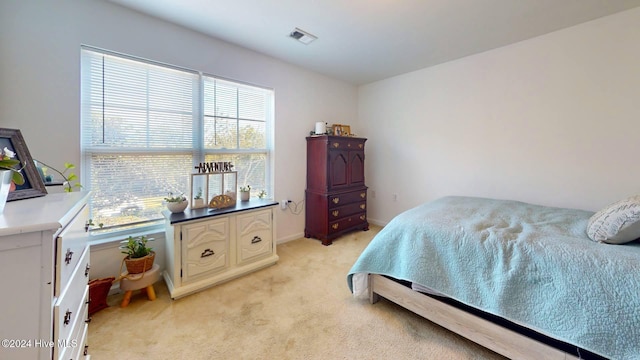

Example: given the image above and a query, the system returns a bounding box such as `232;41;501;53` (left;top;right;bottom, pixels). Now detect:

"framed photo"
332;124;343;136
341;125;351;136
0;128;47;201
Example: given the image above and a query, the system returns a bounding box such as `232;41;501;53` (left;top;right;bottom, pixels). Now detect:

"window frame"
80;46;274;241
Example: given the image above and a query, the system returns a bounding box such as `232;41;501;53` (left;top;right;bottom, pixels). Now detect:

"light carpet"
89;226;506;359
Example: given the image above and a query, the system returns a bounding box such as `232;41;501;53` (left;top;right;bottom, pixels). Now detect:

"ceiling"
107;0;640;85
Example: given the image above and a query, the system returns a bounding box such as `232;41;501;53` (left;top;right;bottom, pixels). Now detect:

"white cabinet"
0;192;91;360
164;200;278;299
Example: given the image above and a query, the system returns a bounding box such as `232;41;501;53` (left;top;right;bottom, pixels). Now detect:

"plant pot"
240;191;250;201
193;198;205;208
0;170;11;214
167;200;188;213
124;251;155;274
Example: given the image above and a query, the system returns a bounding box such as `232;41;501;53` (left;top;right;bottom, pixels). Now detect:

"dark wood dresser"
305;135;369;245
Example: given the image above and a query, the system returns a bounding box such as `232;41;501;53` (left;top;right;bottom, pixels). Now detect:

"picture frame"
0;128;47;201
332;124;343;136
341;125;351;136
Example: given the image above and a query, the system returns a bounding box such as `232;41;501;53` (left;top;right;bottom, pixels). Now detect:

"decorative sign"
194;162;234;173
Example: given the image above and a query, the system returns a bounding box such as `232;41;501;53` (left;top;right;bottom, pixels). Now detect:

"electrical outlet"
280;200;288;210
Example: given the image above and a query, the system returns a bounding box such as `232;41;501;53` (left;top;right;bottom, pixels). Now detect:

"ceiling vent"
289;28;317;45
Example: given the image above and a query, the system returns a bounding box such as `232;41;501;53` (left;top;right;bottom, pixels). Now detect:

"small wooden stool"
120;264;161;308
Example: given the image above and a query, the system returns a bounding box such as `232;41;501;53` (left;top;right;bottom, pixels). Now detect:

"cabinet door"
237;209;273;264
328;150;348;188
182;218;229;281
349;150;365;187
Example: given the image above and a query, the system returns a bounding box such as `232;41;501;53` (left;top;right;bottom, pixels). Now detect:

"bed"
347;196;640;360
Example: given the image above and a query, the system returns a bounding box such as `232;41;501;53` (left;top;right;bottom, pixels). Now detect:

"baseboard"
277;232;305;244
367;218;388;227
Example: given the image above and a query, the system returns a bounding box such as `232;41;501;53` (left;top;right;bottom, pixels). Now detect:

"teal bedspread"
347;196;640;359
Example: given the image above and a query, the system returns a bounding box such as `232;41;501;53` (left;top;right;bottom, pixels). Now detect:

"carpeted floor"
89;226;506;359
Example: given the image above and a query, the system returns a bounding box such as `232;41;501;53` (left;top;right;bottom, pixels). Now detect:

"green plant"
194;188;203;200
239;185;251;192
35;159;81;192
119;235;154;259
257;190;267;199
164;192;186;203
0;147;24;185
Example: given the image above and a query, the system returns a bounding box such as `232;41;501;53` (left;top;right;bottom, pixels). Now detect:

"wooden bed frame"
368;274;581;360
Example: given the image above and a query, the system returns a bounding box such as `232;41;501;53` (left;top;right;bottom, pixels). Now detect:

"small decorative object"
193;187;204;207
239;185;251;201
119;235;155;274
0;128;46;202
332;124;342;136
257;189;267;199
209;194;234;209
164;192;188;213
315;121;327;135
191;161;237;209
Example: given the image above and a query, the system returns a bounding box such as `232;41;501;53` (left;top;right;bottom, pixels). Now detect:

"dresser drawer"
329;212;367;235
237;209;273;264
56;204;89;296
182;218;229;281
327;138;366;150
56;301;88;360
329;201;366;220
54;276;89;359
328;189;367;208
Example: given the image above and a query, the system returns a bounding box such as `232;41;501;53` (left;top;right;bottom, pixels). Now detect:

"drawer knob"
201;249;215;258
84;345;89;356
360;193;366;198
332;197;340;204
332;210;339;217
359;144;363;149
332;142;339;148
65;248;74;265
360;215;366;221
85;317;92;324
251;236;262;244
85;263;91;277
332;223;339;230
360;204;366;210
64;309;72;326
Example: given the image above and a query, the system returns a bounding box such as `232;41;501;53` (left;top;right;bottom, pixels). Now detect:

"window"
81;47;273;234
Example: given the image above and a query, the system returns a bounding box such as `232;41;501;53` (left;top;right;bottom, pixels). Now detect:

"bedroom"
1;0;639;359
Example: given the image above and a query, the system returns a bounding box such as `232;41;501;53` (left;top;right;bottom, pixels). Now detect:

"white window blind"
81;47;273;233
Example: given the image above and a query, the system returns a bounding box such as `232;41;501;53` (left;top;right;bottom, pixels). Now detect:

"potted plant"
239;185;251;201
0;147;24;214
119;235;155;274
193;187;204;207
165;192;188;213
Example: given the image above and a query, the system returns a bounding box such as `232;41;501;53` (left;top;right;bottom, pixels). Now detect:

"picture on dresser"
0;128;47;201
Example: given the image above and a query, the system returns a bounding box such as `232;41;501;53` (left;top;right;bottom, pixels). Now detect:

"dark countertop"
164;198;278;224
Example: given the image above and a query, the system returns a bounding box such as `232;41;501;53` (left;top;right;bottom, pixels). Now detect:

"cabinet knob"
332;142;340;148
332;223;339;230
332;210;339;217
64;309;72;326
360;193;366;198
360;204;366;210
332;197;340;204
84;345;89;356
251;236;262;244
360;215;366;221
201;249;215;258
85;263;91;277
359;144;363;149
65;248;74;265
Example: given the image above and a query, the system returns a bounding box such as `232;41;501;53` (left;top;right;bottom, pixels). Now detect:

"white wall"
357;7;640;225
0;0;357;244
0;0;356;280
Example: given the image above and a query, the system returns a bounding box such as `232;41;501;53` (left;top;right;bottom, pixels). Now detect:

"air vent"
289;28;317;45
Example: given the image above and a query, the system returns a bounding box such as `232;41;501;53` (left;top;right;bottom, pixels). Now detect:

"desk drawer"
182;218;229;281
328;189;367;208
56;205;89;296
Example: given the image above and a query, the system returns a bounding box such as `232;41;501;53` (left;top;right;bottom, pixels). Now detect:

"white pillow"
587;195;640;244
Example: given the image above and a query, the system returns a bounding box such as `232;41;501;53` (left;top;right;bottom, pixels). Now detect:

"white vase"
167;200;188;213
0;170;12;214
240;191;250;201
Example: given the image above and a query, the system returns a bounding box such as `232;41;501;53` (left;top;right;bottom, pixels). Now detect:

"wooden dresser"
0;192;91;360
305;135;368;245
164;199;278;299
